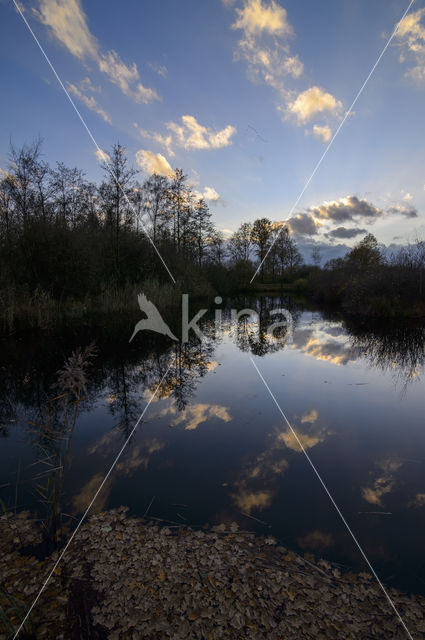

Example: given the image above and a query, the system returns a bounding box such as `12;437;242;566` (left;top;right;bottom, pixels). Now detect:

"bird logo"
129;293;178;343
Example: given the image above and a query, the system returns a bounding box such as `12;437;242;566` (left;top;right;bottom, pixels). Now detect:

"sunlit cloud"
98;50;159;103
230;427;289;513
135;149;174;177
162;402;232;431
231;0;301;100
133;123;175;157
94;148;111;163
167;115;236;151
301;336;357;366
229;1;344;135
300;409;318;424
286;213;320;236
203;186;221;201
409;493;425;508
278;427;327;452
66;81;112;123
395;8;425;81
232;0;292;36
115;440;165;475
309;196;383;224
361;458;403;506
36;0;98;59
193;186;221;202
288;86;343;124
232;489;274;513
36;0;159;103
312;124;332;143
73;472;111;514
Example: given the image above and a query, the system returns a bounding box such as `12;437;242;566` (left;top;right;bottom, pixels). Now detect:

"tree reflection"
228;295;302;356
346;319;425;390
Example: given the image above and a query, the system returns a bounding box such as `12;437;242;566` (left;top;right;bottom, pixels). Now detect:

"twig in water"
239;511;271;526
144;495;155;518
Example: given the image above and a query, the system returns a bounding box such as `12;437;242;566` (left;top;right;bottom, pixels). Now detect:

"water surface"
1;296;424;594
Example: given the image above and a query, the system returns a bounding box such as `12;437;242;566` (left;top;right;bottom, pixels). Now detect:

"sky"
1;0;425;261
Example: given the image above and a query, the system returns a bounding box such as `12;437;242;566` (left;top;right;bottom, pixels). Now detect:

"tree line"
1;139;424;321
310;233;425;317
0;140;304;306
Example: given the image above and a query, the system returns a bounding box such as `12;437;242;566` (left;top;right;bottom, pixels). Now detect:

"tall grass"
30;343;96;549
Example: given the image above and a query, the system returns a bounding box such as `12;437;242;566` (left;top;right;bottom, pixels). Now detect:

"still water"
1;296;425;594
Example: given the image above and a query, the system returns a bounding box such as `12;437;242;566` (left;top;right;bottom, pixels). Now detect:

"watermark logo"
129;294;178;342
129;292;293;344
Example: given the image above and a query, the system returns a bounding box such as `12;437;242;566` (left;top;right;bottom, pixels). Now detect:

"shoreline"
1;508;424;639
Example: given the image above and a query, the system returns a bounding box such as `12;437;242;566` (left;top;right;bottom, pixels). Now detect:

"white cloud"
282;55;303;78
194;186;221;202
134;116;235;156
133;123;175;157
289;86;342;124
232;0;292;37
312;124;332;143
167;115;236;150
149;63;168;78
94;149;110;163
36;0;159;103
167;116;236;149
395;8;425;81
229;1;343;131
203;186;220;201
135;149;174;177
66;81;111;123
37;0;98;60
231;0;300;97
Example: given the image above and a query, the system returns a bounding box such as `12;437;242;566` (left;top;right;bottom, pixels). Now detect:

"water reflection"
1;299;425;593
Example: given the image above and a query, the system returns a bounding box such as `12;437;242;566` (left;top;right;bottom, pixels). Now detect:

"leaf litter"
1;508;424;639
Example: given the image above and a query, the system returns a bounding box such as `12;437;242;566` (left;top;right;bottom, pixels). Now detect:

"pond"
1;295;425;595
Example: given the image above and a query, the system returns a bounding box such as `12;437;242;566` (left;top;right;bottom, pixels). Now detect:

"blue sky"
1;0;425;257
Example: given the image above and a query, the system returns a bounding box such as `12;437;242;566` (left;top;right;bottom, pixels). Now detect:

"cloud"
286;213;319;236
135;149;174;177
231;0;302;98
203;186;221;201
228;1;343;133
312;124;332;143
133;123;175;157
98;50;159;103
232;0;292;36
386;204;418;218
300;409;318;424
94;149;111;164
164;402;232;431
36;0;159;103
296;335;359;366
167;115;236;150
327;226;368;239
149;62;168;78
232;489;274;513
395;8;425;81
297;530;334;551
309;196;383;223
37;0;97;60
361;458;403;507
409;493;425;508
66;81;111;123
278;428;326;452
288;86;342;124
